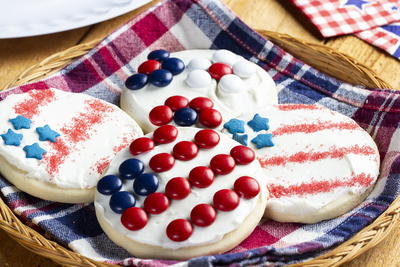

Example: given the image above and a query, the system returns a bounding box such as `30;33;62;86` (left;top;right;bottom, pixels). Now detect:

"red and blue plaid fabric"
291;0;400;59
1;0;400;266
291;0;400;37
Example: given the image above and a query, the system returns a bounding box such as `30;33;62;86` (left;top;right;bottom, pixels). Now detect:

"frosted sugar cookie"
0;89;142;203
222;104;380;223
121;49;278;132
95;126;267;259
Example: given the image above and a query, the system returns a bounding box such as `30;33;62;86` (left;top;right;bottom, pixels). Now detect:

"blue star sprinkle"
9;115;31;130
223;119;245;134
36;125;60;143
247;113;269;132
23;143;46;160
251;134;274;149
232;133;248;146
1;129;23;146
344;0;369;10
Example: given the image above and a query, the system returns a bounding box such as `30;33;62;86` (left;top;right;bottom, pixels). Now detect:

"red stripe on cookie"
14;89;56;119
268;173;375;199
258;145;376;167
272;121;359;136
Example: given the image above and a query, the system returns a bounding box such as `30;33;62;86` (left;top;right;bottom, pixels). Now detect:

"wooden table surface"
0;0;399;266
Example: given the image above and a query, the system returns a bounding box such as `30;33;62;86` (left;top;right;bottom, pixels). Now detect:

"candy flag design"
95;126;265;248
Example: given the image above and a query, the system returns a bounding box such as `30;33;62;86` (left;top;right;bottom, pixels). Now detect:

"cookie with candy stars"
121;49;278;132
95;126;267;259
0;89;142;203
223;104;380;224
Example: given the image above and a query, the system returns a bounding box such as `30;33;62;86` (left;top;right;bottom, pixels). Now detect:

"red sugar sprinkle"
272;121;359;136
268;173;375;199
258;145;376;167
95;158;111;175
61;99;113;143
14;89;56;119
277;104;321;111
44;99;116;176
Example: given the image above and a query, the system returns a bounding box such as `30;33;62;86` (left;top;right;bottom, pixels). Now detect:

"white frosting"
0;89;143;189
223;104;380;220
121;49;278;133
95;127;267;249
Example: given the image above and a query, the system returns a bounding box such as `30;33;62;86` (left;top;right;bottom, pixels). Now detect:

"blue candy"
133;173;159;196
162;58;185;75
97;175;122;195
149;69;173;87
9;115;31;130
119;158;144;180
232;133;248;146
174;107;198;126
109;191;136;214
125;73;148;90
23;143;46;160
1;129;23;146
36;125;60;143
148;49;170;62
223;119;245;134
251;134;274;149
247;114;269;132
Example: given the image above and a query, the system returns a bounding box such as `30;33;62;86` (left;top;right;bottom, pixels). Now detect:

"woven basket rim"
0;31;399;267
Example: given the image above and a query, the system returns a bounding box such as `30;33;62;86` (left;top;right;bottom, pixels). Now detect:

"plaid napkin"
1;0;400;266
291;0;400;59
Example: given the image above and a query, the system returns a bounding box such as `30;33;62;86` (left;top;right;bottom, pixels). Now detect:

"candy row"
149;95;222;128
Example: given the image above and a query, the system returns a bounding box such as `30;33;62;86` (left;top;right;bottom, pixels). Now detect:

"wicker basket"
0;30;399;267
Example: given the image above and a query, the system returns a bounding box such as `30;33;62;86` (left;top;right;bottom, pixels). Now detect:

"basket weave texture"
0;31;398;267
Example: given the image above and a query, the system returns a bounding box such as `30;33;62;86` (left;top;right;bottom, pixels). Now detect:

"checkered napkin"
1;0;400;266
291;0;400;59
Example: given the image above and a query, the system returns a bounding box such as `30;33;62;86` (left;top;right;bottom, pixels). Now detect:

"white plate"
0;0;151;39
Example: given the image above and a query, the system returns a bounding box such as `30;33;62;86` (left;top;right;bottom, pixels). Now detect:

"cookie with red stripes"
121;49;277;133
0;89;142;203
223;104;380;223
94;126;267;259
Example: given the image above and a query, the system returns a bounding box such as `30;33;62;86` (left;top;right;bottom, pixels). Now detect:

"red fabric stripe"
269;173;375;199
277;104;321;111
258;145;376;167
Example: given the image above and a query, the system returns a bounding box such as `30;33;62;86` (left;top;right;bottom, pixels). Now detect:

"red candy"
138;60;161;74
189;166;215;188
189;97;214;112
194;129;220;149
129;137;155;155
190;204;216;227
234;176;260;199
210;154;236;175
153;125;178;144
144;192;170;214
149;153;175;172
149;105;173;126
173;141;199;161
199;108;222;128
165;177;191;200
213;189;240;211
166;219;193;242
230;146;255;165
121;207;148;230
208;63;233;80
165;96;189;111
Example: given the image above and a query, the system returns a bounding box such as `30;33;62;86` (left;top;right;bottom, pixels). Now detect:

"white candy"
212;50;237;66
233;60;256;78
218;74;245;93
185;70;212;88
187;58;212;70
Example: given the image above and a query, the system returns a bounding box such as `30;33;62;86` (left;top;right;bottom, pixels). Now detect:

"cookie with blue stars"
224;104;380;224
0;88;143;204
